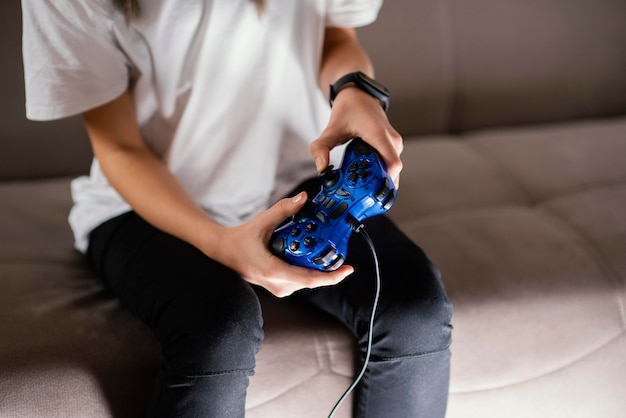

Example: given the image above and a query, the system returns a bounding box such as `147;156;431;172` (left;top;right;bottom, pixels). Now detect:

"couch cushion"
390;116;626;416
0;263;160;418
394;117;626;219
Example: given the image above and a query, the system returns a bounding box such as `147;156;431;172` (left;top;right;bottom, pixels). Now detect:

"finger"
309;137;332;173
310;131;350;173
372;131;403;188
259;192;308;232
387;160;403;189
268;263;355;298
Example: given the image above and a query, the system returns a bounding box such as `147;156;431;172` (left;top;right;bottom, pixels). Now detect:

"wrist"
189;216;229;260
330;86;385;113
329;71;390;112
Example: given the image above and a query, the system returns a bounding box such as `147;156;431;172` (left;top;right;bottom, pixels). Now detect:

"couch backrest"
359;0;626;136
1;1;91;180
2;0;625;180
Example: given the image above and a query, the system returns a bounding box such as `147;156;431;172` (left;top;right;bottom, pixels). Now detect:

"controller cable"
327;220;381;418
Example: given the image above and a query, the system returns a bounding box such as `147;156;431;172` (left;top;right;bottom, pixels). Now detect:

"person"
22;0;453;416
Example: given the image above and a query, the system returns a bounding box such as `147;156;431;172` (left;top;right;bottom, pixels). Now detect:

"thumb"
261;192;308;231
310;132;337;173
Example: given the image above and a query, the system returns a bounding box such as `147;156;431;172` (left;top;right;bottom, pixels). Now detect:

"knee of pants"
370;268;453;359
158;283;264;377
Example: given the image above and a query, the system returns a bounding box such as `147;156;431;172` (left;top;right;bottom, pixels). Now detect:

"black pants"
87;180;453;418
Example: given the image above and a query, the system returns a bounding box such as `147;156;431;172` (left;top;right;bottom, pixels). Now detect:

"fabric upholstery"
358;0;626;135
1;0;625;417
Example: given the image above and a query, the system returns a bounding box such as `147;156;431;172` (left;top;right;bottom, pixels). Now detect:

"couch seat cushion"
1;116;624;417
391;116;626;417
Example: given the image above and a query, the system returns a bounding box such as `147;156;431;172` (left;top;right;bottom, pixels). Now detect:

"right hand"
211;192;354;298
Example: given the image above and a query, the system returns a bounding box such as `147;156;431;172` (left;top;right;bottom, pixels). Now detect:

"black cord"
327;225;381;418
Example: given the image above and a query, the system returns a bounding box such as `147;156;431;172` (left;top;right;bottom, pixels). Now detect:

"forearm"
83;92;225;258
318;27;374;98
100;147;223;252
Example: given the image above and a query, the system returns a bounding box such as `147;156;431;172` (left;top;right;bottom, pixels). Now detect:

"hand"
310;87;404;187
212;192;354;298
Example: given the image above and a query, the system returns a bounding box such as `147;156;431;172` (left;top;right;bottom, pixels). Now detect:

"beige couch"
2;1;625;417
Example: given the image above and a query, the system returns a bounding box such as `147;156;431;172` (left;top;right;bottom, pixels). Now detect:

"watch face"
357;72;389;94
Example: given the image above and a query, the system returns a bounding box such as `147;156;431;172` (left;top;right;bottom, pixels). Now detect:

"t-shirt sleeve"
21;0;129;121
326;0;383;28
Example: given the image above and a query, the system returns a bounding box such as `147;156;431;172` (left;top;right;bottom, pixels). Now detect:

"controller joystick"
294;199;316;221
269;137;397;271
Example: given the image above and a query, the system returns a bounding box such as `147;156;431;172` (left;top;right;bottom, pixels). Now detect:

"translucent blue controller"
270;138;397;271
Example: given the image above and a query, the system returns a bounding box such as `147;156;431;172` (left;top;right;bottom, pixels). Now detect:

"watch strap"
329;71;390;112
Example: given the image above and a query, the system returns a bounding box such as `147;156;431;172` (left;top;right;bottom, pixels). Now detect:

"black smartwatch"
329;71;390;112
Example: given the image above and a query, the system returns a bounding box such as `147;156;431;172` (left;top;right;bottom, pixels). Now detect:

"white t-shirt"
22;0;382;252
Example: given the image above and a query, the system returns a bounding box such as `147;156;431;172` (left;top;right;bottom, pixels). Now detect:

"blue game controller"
269;137;397;271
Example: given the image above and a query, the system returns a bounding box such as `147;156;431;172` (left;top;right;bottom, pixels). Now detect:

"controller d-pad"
346;158;374;186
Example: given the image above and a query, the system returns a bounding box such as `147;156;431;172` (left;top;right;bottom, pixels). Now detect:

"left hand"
310;87;403;188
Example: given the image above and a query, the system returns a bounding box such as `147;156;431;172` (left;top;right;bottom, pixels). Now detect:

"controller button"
359;160;372;169
314;246;337;266
352;139;370;155
359;170;372;181
303;236;316;247
316;212;327;223
375;178;391;201
336;188;351;197
305;223;317;233
348;162;359;172
289;241;300;252
290;227;302;237
384;190;398;210
324;198;336;209
348;172;359;183
330;202;349;219
325;255;345;271
323;171;341;189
